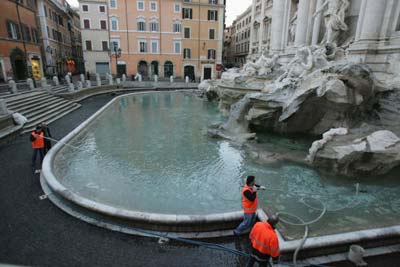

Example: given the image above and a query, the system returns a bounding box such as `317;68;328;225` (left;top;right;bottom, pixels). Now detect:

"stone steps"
3;90;81;133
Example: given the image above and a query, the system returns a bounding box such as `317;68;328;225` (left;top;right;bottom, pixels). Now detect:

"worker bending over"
247;214;280;267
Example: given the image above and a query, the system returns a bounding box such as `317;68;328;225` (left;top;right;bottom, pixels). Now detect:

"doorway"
203;67;212;80
117;63;126;78
184;65;195;82
138;61;148;79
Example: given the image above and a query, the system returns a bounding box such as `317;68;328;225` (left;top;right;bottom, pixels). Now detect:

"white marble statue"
278;47;314;81
289;10;298;44
243;52;279;77
313;0;350;45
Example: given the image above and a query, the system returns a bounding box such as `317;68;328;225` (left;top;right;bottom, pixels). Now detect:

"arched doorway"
150;61;159;78
10;47;27;80
164;61;173;78
184;65;195;82
138;61;148;79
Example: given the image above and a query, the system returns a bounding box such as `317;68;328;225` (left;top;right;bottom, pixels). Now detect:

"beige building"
230;6;252;66
79;0;110;75
79;0;225;81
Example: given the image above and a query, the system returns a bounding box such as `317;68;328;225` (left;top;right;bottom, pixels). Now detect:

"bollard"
53;76;59;86
116;78;121;85
0;99;10;115
68;83;75;92
154;75;158;83
86;80;91;88
108;74;114;85
185;76;189;83
65;74;71;84
170;76;174;83
77;81;83;90
27;78;35;90
96;73;101;86
41;77;48;88
80;73;85;83
9;80;18;93
138;74;142;82
122;74;126;83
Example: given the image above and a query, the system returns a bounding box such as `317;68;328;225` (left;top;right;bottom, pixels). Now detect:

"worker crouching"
247;214;280;267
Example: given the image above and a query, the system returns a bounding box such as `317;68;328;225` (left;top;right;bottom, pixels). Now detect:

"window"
151;41;158;53
183;48;191;59
99;5;105;12
31;28;38;43
139;41;147;53
102;41;109;51
6;21;21;40
150;1;157;11
173;22;181;33
208;49;216;59
174;41;181;54
46;26;50;38
44;6;47;17
100;20;107;30
149;21;159;32
209;0;218;4
110;0;117;8
137;19;146;31
22;24;31;42
183;8;192;19
86;40;92;50
174;3;181;13
110;17;118;31
208;10;218;21
137;0;144;11
184;27;190;38
209;29;215;40
110;39;120;50
83;19;90;29
58;16;64;26
82;5;88;12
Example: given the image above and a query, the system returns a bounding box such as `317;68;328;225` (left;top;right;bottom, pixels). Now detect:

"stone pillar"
80;73;85;83
355;0;387;42
9;80;17;94
249;0;257;54
96;73;101;87
271;0;287;53
122;74;126;83
295;0;311;47
311;0;324;45
154;75;158;83
138;74;142;82
68;83;75;92
0;99;10;115
108;74;113;85
53;76;59;86
77;81;83;90
86;80;91;88
185;76;189;83
27;78;35;90
65;74;71;84
258;0;266;52
116;78;121;85
170;76;174;83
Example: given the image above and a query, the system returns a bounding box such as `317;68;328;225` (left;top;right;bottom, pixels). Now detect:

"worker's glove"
259;186;266;190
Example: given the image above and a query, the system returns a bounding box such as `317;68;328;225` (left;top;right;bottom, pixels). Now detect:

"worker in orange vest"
233;175;266;236
247;214;280;267
30;125;45;168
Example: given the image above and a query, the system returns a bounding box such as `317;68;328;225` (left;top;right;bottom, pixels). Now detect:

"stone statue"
289;10;298;44
313;0;350;45
243;51;279;77
278;47;314;81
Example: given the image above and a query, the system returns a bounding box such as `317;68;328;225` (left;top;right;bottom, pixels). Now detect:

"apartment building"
79;0;110;75
36;0;76;76
0;0;43;82
222;25;233;68
79;0;225;81
69;8;85;74
230;6;251;66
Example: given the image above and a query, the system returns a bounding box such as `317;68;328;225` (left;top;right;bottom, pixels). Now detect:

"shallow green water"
54;92;400;239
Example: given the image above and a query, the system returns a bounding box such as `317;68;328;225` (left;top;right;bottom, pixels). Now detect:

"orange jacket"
31;132;44;149
242;184;258;214
249;221;280;257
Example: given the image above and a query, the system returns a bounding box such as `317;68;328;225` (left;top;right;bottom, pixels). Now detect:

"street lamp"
112;46;122;77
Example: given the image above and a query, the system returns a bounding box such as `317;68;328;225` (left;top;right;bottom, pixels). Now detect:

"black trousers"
32;148;44;166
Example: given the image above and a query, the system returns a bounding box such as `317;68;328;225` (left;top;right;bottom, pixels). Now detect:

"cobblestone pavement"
0;93;399;267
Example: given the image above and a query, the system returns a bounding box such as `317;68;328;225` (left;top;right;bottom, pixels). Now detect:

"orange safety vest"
249;221;280;257
242;184;258;214
31;132;44;149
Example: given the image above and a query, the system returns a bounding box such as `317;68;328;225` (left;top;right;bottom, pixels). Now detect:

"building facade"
69;8;85;75
79;0;225;81
230;6;252;66
222;25;233;67
36;0;76;76
0;0;43;82
79;0;110;76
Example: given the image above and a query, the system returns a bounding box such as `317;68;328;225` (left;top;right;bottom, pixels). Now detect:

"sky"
66;0;252;26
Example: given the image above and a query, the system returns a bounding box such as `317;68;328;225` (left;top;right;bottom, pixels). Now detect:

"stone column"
311;0;323;45
258;0;267;52
249;0;257;54
355;0;388;42
271;0;287;53
295;0;311;47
